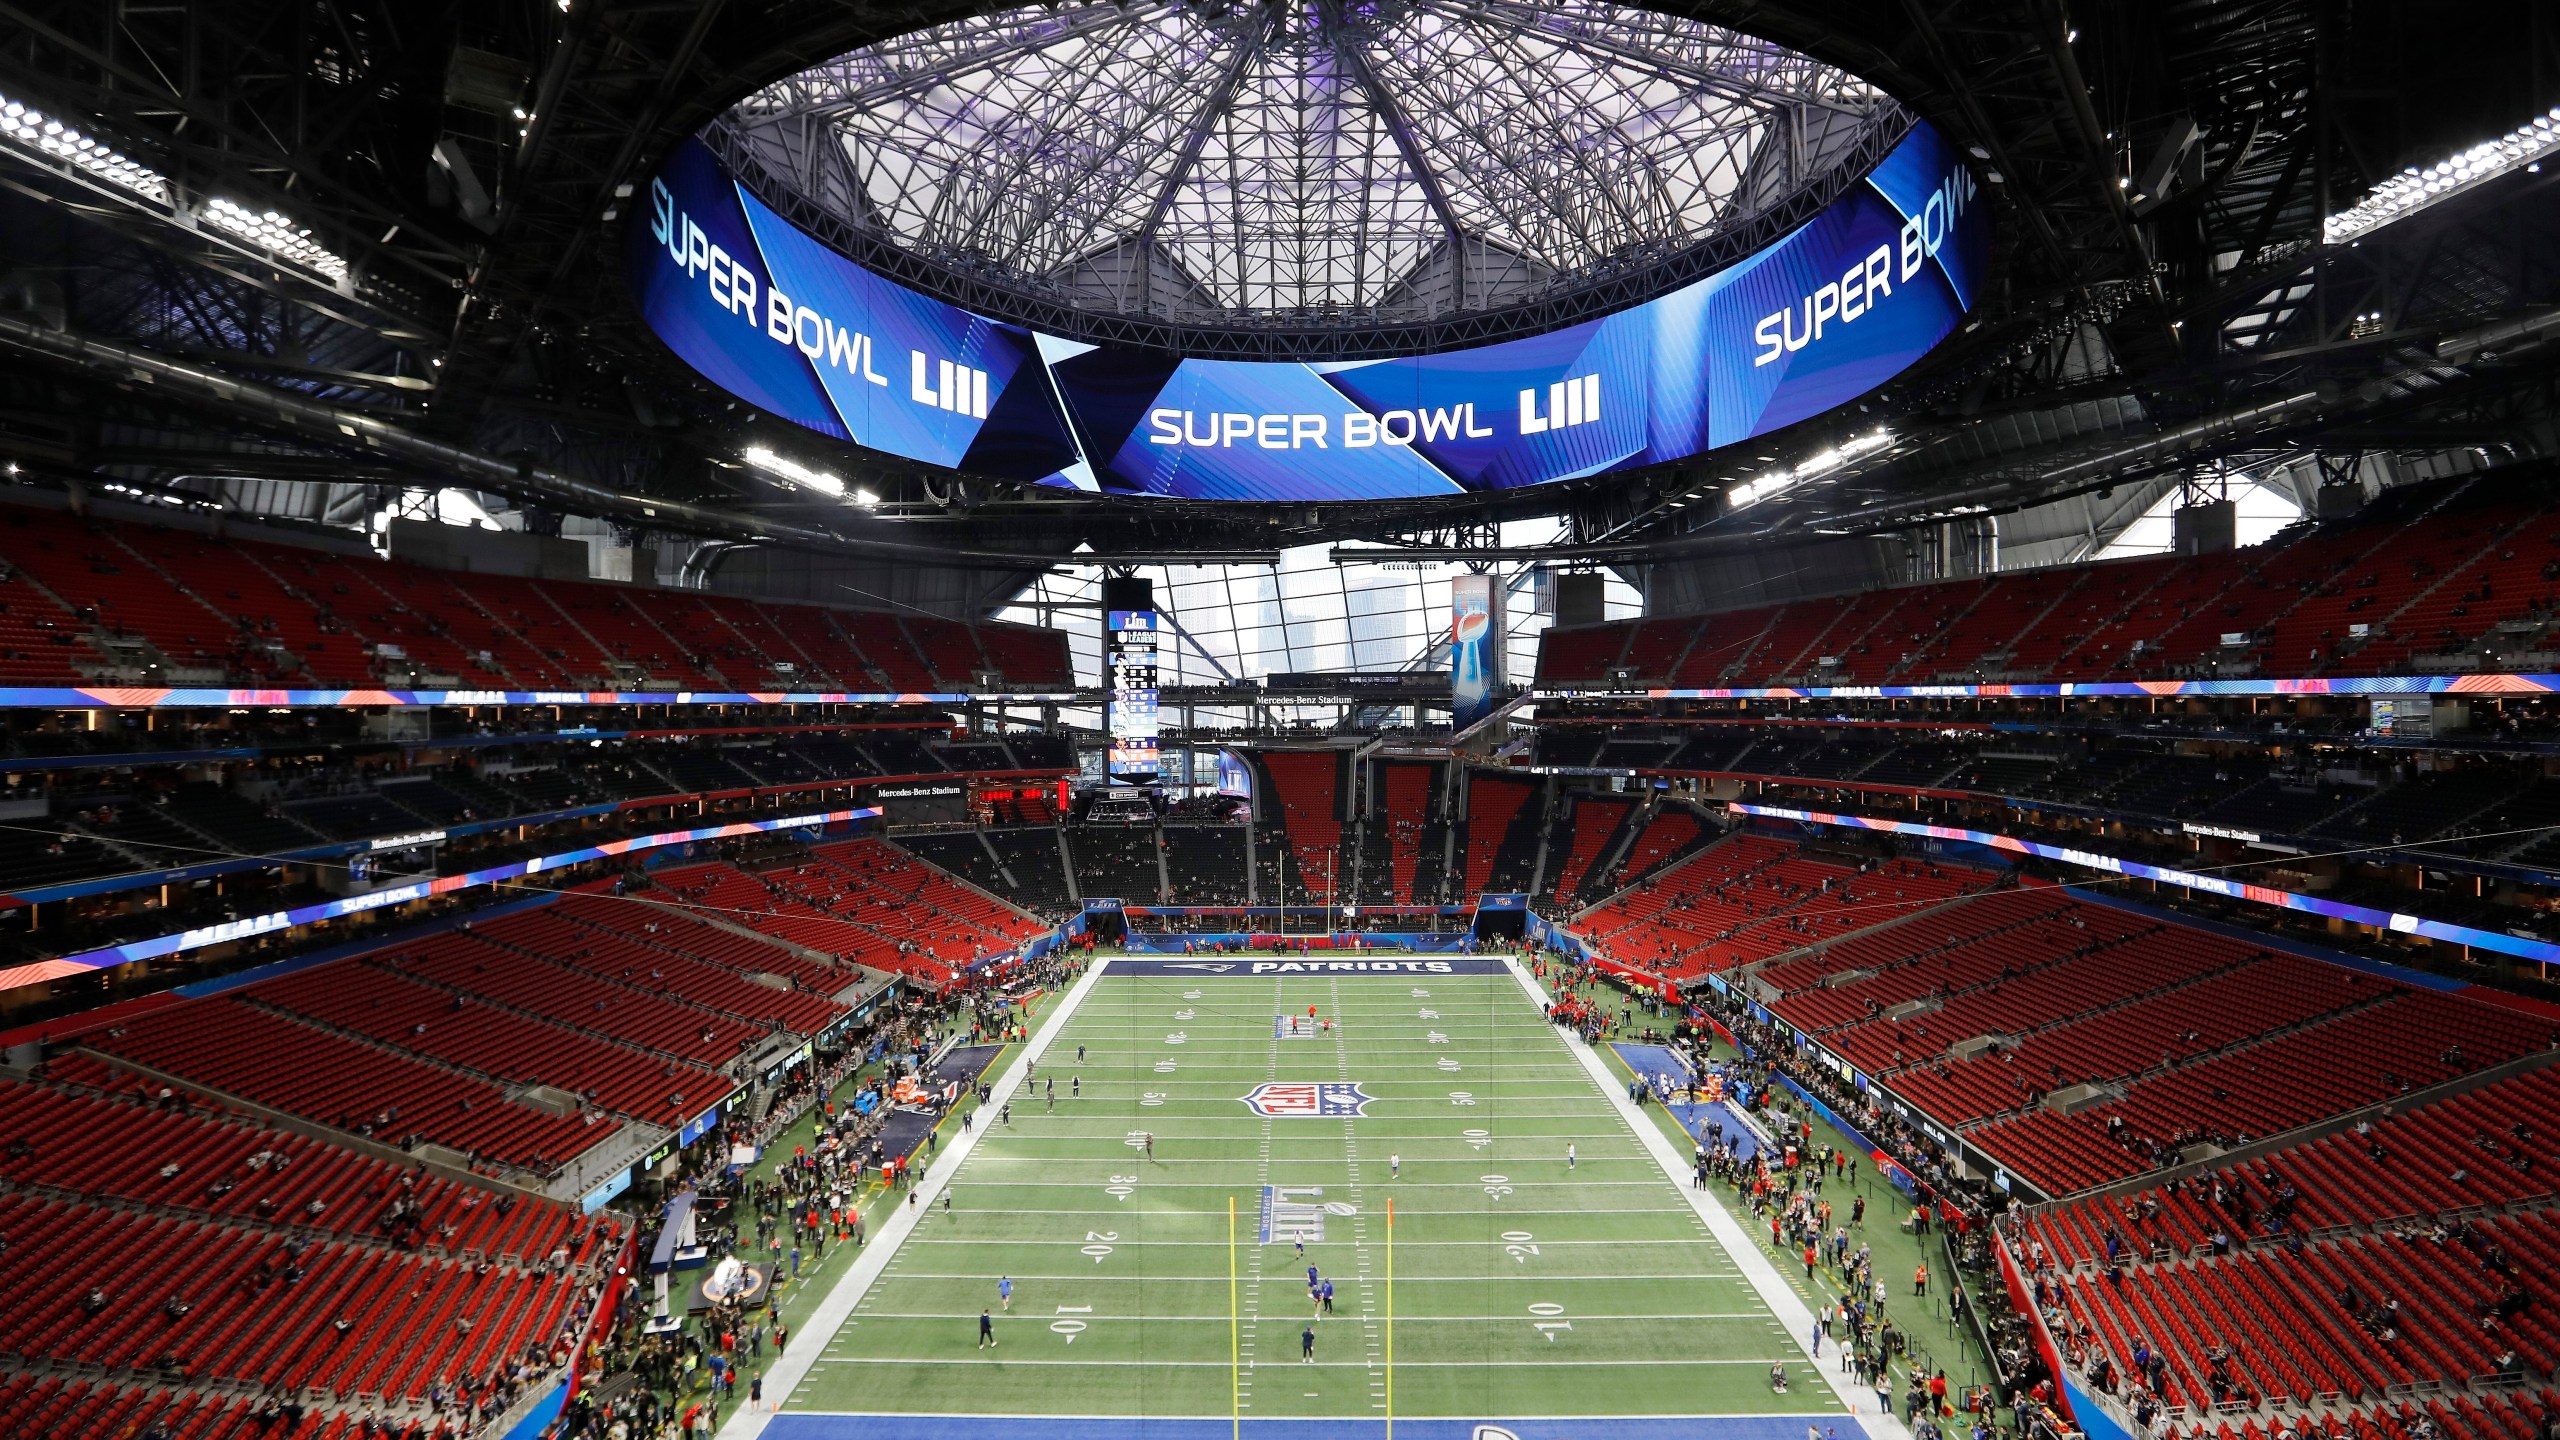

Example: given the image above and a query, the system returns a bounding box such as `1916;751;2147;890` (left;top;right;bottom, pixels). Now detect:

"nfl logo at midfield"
1241;1081;1374;1117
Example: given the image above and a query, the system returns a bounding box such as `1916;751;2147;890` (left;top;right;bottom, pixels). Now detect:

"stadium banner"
0;686;1075;709
630;119;1986;501
1264;671;1444;693
1125;904;1469;917
1539;670;2560;701
1105;955;1512;976
0;806;882;993
1729;801;2560;964
19;669;2560;709
1450;572;1503;727
861;779;969;826
1119;932;1482;955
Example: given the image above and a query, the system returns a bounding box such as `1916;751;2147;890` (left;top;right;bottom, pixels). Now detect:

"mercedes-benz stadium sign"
629;121;1986;502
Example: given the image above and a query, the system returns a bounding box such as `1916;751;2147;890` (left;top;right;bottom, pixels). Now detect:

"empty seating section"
1548;797;1630;906
646;592;781;684
0;566;89;679
1900;568;2089;679
903;615;986;684
389;931;763;1065
1533;626;1613;684
78;998;607;1173
1531;484;2560;688
1774;893;2168;1036
532;582;713;686
288;548;529;686
485;907;849;1033
769;604;880;687
0;1190;585;1404
0;510;252;677
118;527;380;684
841;613;937;689
975;621;1074;687
2037;1067;2560;1278
427;572;619;683
249;960;729;1126
651;840;1044;982
1072;825;1164;902
1381;762;1436;902
1972;988;2552;1194
1668;608;1772;686
652;863;901;972
2014;1062;2560;1436
0;505;1070;688
552;890;844;993
1707;855;1989;965
1577;834;1990;978
1459;775;1536;895
0;1076;577;1260
1570;832;1801;976
1262;752;1345;886
1163;826;1249;904
1617;618;1695;678
1613;808;1704;886
1877;949;2343;1126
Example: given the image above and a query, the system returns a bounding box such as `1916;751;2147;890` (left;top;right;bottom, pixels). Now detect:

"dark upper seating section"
1534;481;2560;689
0;505;1071;690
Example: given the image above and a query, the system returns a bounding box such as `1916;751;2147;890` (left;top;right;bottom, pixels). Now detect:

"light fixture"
744;444;847;498
0;92;170;205
2323;107;2560;245
201;197;349;281
1729;430;1893;510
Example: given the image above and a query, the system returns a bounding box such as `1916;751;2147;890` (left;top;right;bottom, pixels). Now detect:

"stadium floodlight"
2323;108;2560;245
0;93;170;205
201;197;350;281
1728;430;1893;509
744;444;848;499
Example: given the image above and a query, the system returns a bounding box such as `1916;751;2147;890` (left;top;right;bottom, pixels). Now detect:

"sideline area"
1503;959;1910;1440
717;959;1111;1439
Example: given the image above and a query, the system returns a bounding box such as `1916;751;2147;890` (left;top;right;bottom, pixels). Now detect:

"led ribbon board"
629;121;1987;501
0;805;882;993
1729;801;2560;965
0;686;1075;709
1534;673;2560;701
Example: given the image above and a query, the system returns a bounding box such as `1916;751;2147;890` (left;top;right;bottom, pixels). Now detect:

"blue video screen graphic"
630;121;1986;502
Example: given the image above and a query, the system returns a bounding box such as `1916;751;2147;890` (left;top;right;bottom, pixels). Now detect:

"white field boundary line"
719;958;1110;1440
866;1271;1746;1283
1503;957;1908;1440
779;1409;1865;1422
805;1357;1812;1369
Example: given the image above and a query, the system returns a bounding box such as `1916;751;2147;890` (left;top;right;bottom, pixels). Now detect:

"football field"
743;956;1869;1440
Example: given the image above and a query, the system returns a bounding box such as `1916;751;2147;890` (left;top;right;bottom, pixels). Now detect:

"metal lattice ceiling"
721;0;1899;324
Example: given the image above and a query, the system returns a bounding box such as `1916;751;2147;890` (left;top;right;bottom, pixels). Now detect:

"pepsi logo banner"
631;121;1984;502
1241;1082;1375;1118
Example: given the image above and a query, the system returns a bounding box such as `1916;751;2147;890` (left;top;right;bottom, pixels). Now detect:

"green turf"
788;964;1838;1421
